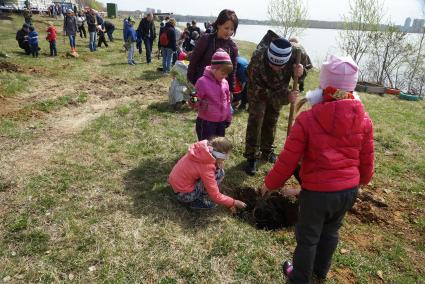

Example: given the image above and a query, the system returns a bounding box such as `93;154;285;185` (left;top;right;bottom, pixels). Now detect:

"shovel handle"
287;48;301;136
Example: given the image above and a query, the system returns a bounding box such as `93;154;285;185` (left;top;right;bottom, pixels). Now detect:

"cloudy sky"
99;0;424;24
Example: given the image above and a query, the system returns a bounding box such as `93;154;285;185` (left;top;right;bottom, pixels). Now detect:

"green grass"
0;14;424;283
0;71;30;96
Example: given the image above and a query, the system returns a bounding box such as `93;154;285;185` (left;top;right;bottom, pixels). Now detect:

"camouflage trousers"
244;86;287;160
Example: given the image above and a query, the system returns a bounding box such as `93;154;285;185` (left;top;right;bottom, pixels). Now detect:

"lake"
234;25;341;65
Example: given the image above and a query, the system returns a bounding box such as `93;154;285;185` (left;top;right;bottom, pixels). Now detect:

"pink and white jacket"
168;140;235;208
194;66;232;123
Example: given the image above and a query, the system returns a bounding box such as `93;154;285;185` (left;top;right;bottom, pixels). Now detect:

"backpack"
159;28;169;46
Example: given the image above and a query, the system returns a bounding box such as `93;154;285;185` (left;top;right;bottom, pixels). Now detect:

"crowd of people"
13;7;375;284
16;7;116;57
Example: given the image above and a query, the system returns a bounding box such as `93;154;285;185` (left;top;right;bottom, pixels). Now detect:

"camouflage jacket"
247;46;308;106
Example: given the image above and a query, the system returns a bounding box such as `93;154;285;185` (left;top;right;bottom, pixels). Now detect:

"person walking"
137;13;156;64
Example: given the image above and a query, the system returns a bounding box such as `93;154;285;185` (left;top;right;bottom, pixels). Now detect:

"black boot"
262;152;277;163
244;159;257;176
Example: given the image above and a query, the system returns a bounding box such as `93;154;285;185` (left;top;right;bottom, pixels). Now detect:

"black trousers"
289;187;358;284
78;25;87;38
97;35;108;47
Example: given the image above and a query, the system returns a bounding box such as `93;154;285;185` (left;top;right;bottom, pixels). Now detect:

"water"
234;25;341;65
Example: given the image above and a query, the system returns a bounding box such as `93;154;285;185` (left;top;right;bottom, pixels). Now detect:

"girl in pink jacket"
192;48;233;141
168;137;246;210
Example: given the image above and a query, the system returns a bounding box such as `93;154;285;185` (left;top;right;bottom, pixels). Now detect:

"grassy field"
1;14;424;283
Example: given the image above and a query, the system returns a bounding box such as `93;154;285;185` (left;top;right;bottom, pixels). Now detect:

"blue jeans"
128;42;135;63
89;32;97;51
143;37;153;63
106;27;115;41
175;169;225;203
162;48;174;73
68;34;76;48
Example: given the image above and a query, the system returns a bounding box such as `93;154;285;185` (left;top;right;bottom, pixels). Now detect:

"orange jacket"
168;140;235;207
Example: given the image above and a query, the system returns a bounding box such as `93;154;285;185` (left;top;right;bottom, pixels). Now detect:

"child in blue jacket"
125;18;137;65
28;25;39;58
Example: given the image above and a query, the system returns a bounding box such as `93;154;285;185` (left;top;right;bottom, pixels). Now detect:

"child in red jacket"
46;22;57;56
168;137;246;210
260;55;374;283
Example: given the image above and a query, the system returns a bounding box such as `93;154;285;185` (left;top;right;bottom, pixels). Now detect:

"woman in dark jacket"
187;9;239;91
85;8;97;52
161;18;177;74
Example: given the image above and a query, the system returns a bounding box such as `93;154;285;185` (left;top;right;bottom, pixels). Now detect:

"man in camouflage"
244;33;308;176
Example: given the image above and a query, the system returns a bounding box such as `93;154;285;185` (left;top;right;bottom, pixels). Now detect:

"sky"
99;0;424;24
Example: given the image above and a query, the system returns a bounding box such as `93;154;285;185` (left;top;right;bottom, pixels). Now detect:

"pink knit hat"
211;48;232;69
319;55;358;92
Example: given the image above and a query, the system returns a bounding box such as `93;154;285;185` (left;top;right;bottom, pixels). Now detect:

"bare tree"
338;0;385;64
267;0;308;38
366;25;413;87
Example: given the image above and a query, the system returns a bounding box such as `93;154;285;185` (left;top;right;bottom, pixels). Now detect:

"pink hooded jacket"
168;140;235;208
194;66;232;123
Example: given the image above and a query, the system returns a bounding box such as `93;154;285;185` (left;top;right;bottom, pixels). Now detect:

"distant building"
403;17;412;32
146;7;155;14
412;18;425;33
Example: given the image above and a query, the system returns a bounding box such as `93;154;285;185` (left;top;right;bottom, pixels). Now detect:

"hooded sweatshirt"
46;26;57;42
168;140;235;208
194;66;232;123
265;98;374;192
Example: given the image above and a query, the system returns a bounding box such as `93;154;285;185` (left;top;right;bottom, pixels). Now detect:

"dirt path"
0;75;169;184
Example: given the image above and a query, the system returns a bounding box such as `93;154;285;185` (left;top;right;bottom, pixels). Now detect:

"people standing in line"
46;22;57;56
97;25;108;48
85;8;97;52
260;55;374;284
191;49;234;141
28;25;39;58
104;21;115;42
243;36;305;176
125;18;137;65
160;18;177;74
77;12;87;39
16;23;31;55
187;9;239;92
137;13;156;64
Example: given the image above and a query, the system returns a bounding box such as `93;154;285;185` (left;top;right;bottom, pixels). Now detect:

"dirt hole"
232;186;299;230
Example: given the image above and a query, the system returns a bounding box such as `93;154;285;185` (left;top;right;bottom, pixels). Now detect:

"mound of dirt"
232;187;299;230
350;190;389;224
0;62;22;73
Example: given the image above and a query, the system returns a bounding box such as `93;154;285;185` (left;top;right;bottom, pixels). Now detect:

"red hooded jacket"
265;99;374;192
46;26;57;42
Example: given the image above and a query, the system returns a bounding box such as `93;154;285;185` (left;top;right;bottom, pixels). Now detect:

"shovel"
287;47;301;136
